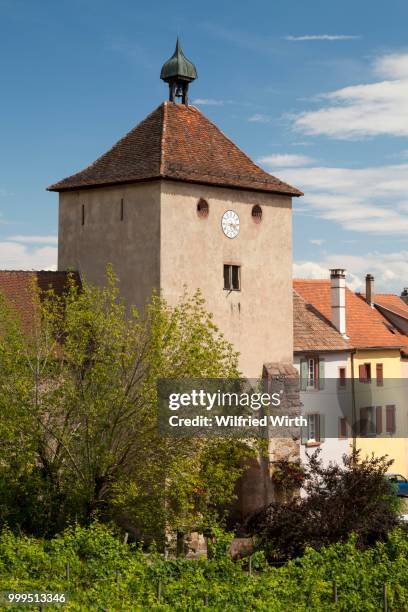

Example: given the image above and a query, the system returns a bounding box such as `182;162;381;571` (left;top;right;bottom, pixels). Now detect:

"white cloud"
268;162;408;234
294;52;408;139
0;242;57;270
294;251;408;293
309;239;325;246
374;53;408;79
258;153;315;168
285;35;360;41
7;235;58;245
248;114;271;123
192;98;225;106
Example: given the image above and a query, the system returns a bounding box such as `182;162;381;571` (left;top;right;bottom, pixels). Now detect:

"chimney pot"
330;268;347;337
365;274;374;307
401;288;408;305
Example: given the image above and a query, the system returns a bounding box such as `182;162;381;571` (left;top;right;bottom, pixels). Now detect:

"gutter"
350;350;357;456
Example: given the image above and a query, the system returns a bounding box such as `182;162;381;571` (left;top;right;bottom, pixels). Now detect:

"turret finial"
160;38;197;105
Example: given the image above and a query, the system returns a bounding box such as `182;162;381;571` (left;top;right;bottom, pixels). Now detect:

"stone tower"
48;40;302;379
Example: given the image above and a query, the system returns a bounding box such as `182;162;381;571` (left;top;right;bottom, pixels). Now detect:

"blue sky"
0;0;407;291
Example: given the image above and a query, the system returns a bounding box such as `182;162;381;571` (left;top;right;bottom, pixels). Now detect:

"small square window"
224;265;241;291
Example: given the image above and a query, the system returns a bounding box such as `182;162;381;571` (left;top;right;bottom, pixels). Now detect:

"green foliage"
0;269;252;541
0;523;408;610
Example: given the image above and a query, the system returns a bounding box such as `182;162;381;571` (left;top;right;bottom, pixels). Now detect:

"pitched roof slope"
374;294;408;320
293;279;404;350
48;102;302;196
293;290;349;352
0;271;80;333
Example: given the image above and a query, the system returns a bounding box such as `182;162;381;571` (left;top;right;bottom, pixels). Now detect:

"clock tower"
48;39;302;379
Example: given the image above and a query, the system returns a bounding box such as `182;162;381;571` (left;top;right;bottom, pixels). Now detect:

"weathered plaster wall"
58;182;161;313
160;180;294;377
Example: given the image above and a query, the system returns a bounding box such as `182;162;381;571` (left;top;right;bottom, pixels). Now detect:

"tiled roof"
293;290;349;353
293;279;405;350
0;271;80;333
48;102;302;196
374;294;408;320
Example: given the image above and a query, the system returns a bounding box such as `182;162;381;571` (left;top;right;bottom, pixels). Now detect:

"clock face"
221;210;240;239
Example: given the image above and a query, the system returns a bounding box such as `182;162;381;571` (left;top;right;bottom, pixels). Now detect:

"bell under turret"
160;38;197;105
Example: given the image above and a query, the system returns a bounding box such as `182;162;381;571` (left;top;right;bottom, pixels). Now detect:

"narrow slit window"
120;198;124;221
81;204;85;226
224;265;241;291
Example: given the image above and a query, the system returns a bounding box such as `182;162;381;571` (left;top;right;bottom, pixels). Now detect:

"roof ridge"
159;102;167;176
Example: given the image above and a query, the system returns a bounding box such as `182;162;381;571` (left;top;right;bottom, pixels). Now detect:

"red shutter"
386;405;396;434
376;363;384;386
339;417;348;439
376;406;382;435
359;364;366;383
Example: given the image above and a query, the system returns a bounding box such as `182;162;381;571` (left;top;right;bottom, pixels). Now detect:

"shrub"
247;449;402;561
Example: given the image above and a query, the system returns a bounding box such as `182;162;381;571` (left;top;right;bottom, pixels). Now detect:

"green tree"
0;269;252;542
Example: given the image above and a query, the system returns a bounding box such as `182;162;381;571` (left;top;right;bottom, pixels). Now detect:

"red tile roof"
374;294;408;320
293;290;349;353
48;102;302;196
293;279;405;350
0;271;80;333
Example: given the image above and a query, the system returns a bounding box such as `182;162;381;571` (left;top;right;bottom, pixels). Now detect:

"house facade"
293;290;350;467
294;270;408;476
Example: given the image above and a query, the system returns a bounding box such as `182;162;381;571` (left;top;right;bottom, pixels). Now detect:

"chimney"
365;274;374;307
401;288;408;305
330;268;347;337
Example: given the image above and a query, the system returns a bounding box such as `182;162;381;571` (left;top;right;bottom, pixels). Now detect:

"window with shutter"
359;363;371;383
300;359;308;391
339;417;348;439
318;358;325;390
360;407;368;436
386;405;396;434
365;363;372;382
304;413;321;445
376;406;382;435
376;363;384;387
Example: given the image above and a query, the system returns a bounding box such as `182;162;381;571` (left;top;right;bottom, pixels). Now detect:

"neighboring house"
373;291;408;336
294;270;408;476
369;285;408;379
0;271;78;332
293;290;351;467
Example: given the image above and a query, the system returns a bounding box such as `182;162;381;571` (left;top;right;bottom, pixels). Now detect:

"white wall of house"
294;352;350;468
